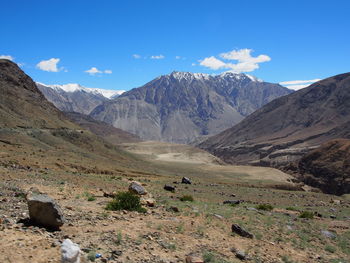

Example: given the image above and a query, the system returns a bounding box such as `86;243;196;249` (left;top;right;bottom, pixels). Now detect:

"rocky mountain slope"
90;71;292;143
0;61;74;129
295;139;350;195
0;59;142;173
199;72;350;166
65;112;141;145
37;83;124;115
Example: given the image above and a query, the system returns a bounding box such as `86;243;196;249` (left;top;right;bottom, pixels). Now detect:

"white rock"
61;239;80;263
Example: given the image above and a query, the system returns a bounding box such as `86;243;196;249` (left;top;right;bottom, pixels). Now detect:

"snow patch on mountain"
164;71;262;82
37;82;125;99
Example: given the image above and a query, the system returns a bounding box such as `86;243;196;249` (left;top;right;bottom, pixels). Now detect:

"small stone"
235;250;246;260
61;239;80;263
141;197;156;207
128;181;147;195
213;214;224;220
167;206;180;213
231;224;254;238
181;177;192;184
164;185;175;192
321;230;336;239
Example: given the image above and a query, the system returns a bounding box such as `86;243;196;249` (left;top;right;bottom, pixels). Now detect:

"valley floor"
0;141;349;263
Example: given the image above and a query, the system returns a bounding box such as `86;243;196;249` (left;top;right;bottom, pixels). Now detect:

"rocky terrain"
65;112;141;145
37;83;123;115
90;71;292;144
285;139;350;195
1;145;350;263
199;72;350;167
0;59;349;263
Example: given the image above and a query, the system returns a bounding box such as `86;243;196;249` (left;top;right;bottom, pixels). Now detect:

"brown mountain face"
90;71;292;144
0;59;74;129
0;59;142;172
294;139;350;195
65;112;141;145
199;72;350;166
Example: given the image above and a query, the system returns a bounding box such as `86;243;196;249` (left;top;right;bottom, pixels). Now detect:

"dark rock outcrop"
297;139;350;195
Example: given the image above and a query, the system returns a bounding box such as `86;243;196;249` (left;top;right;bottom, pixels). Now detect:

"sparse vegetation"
87;251;96;262
106;191;146;213
299;211;314;219
325;245;336;253
115;231;122;245
203;251;233;263
256;203;274;211
180;194;194;202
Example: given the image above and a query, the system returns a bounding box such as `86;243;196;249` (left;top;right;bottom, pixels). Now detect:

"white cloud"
36;58;61;72
279;79;321;85
191;63;196;66
200;56;228;70
0;55;14;61
175;56;181;59
150;55;165;59
85;67;102;75
85;67;112;75
132;54;141;59
280;78;321;90
199;48;271;73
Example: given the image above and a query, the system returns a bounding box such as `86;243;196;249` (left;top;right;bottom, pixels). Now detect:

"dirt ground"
0;141;349;263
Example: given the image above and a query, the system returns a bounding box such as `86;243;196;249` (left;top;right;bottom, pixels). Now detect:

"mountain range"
37;83;125;115
90;71;292;143
199;72;350;166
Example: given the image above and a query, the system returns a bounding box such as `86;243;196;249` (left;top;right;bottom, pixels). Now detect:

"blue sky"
1;0;349;91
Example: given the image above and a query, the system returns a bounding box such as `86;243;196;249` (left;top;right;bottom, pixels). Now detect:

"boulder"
61;239;80;263
164;185;175;192
27;194;65;229
181;177;192;184
231;224;254;238
128;181;147;195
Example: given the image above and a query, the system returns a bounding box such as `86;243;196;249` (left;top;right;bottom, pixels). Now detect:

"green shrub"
87;196;96;201
256;204;274;211
87;251;96;262
299;211;314;219
203;251;232;263
106;191;146;213
325;245;336;253
180;195;194;202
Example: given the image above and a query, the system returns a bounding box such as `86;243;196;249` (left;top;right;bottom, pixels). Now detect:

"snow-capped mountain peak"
36;82;125;99
163;71;262;83
168;71;211;81
218;71;263;82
